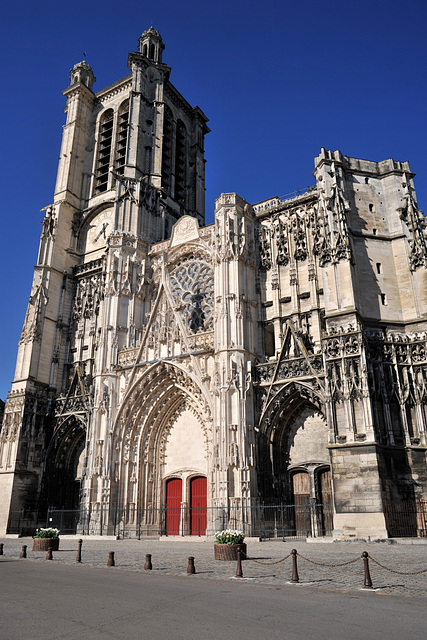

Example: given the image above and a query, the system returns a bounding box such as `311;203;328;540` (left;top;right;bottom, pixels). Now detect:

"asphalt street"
0;558;426;640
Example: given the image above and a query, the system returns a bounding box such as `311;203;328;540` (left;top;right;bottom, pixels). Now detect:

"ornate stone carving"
398;193;427;270
73;271;104;320
272;216;289;266
258;226;272;270
170;216;200;247
169;256;214;333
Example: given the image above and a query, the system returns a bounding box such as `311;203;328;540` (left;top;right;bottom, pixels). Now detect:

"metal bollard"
187;556;196;574
76;539;83;563
291;549;299;583
20;544;27;559
144;554;152;570
235;546;243;578
107;551;115;567
0;543;3;555
46;546;53;561
362;551;373;588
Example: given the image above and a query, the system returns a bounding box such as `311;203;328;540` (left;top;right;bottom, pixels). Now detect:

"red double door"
165;476;207;535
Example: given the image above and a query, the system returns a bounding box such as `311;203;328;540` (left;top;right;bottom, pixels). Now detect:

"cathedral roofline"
254;189;317;219
314;148;415;178
95;74;132;100
165;82;209;129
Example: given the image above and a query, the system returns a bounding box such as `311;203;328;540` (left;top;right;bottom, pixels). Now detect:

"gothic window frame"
169;255;214;334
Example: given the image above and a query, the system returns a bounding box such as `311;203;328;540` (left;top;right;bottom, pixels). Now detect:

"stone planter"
32;537;60;552
214;543;246;561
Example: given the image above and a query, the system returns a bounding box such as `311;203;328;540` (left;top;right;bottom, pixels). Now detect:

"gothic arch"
260;381;325;440
111;361;212;512
43;415;87;509
258;381;329;504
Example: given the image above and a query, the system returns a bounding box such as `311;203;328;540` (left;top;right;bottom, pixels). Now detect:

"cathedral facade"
1;29;427;540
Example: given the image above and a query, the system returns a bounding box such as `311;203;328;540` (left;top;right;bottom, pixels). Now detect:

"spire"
69;61;96;90
138;27;165;63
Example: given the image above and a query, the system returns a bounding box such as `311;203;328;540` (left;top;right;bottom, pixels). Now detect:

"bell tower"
0;29;209;535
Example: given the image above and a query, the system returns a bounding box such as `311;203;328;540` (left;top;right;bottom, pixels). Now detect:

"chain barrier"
240;548;427;578
296;552;360;568
368;556;427;576
241;550;291;566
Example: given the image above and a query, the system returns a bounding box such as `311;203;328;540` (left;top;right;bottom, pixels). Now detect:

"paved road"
0;559;425;640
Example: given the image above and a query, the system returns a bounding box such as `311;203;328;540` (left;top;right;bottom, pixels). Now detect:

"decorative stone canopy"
69;61;95;90
138;27;165;63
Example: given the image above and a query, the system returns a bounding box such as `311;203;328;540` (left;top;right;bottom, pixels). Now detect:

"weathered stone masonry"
1;30;426;539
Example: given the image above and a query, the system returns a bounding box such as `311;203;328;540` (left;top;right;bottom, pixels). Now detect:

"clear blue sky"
1;0;426;400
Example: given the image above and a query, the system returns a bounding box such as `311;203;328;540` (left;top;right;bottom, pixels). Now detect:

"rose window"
169;257;214;333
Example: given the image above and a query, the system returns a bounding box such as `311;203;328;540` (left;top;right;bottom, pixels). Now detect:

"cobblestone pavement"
1;537;426;598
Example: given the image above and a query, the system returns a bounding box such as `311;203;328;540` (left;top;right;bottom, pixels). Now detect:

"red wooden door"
190;476;207;536
166;478;182;535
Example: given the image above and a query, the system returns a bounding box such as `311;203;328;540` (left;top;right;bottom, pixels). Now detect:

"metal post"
362;551;373;588
144;554;152;570
187;556;196;574
291;549;299;583
235;546;243;578
46;546;53;561
20;545;27;559
107;551;115;566
76;539;83;563
0;543;4;555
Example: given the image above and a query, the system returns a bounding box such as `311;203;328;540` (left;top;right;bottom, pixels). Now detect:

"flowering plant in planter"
33;527;60;539
215;529;245;545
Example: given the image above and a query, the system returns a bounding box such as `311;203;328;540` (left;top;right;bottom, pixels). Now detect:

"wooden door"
165;478;182;535
292;471;310;535
318;469;333;534
190;476;207;536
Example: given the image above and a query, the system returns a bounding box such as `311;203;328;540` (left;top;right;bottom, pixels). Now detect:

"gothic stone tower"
0;29;211;534
254;149;427;538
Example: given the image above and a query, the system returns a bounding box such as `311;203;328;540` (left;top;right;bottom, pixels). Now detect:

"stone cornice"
95;75;132;103
63;81;95;101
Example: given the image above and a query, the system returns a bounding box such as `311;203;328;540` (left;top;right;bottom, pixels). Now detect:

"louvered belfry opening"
174;120;186;205
115;102;129;177
161;105;173;195
95;110;114;193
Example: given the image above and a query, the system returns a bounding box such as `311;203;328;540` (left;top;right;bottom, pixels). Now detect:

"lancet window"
95;109;114;194
115;101;129;177
174;120;187;205
161;105;173;195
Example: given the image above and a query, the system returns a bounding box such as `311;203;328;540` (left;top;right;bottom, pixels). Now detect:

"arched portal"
43;417;86;510
259;382;333;536
111;362;211;536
